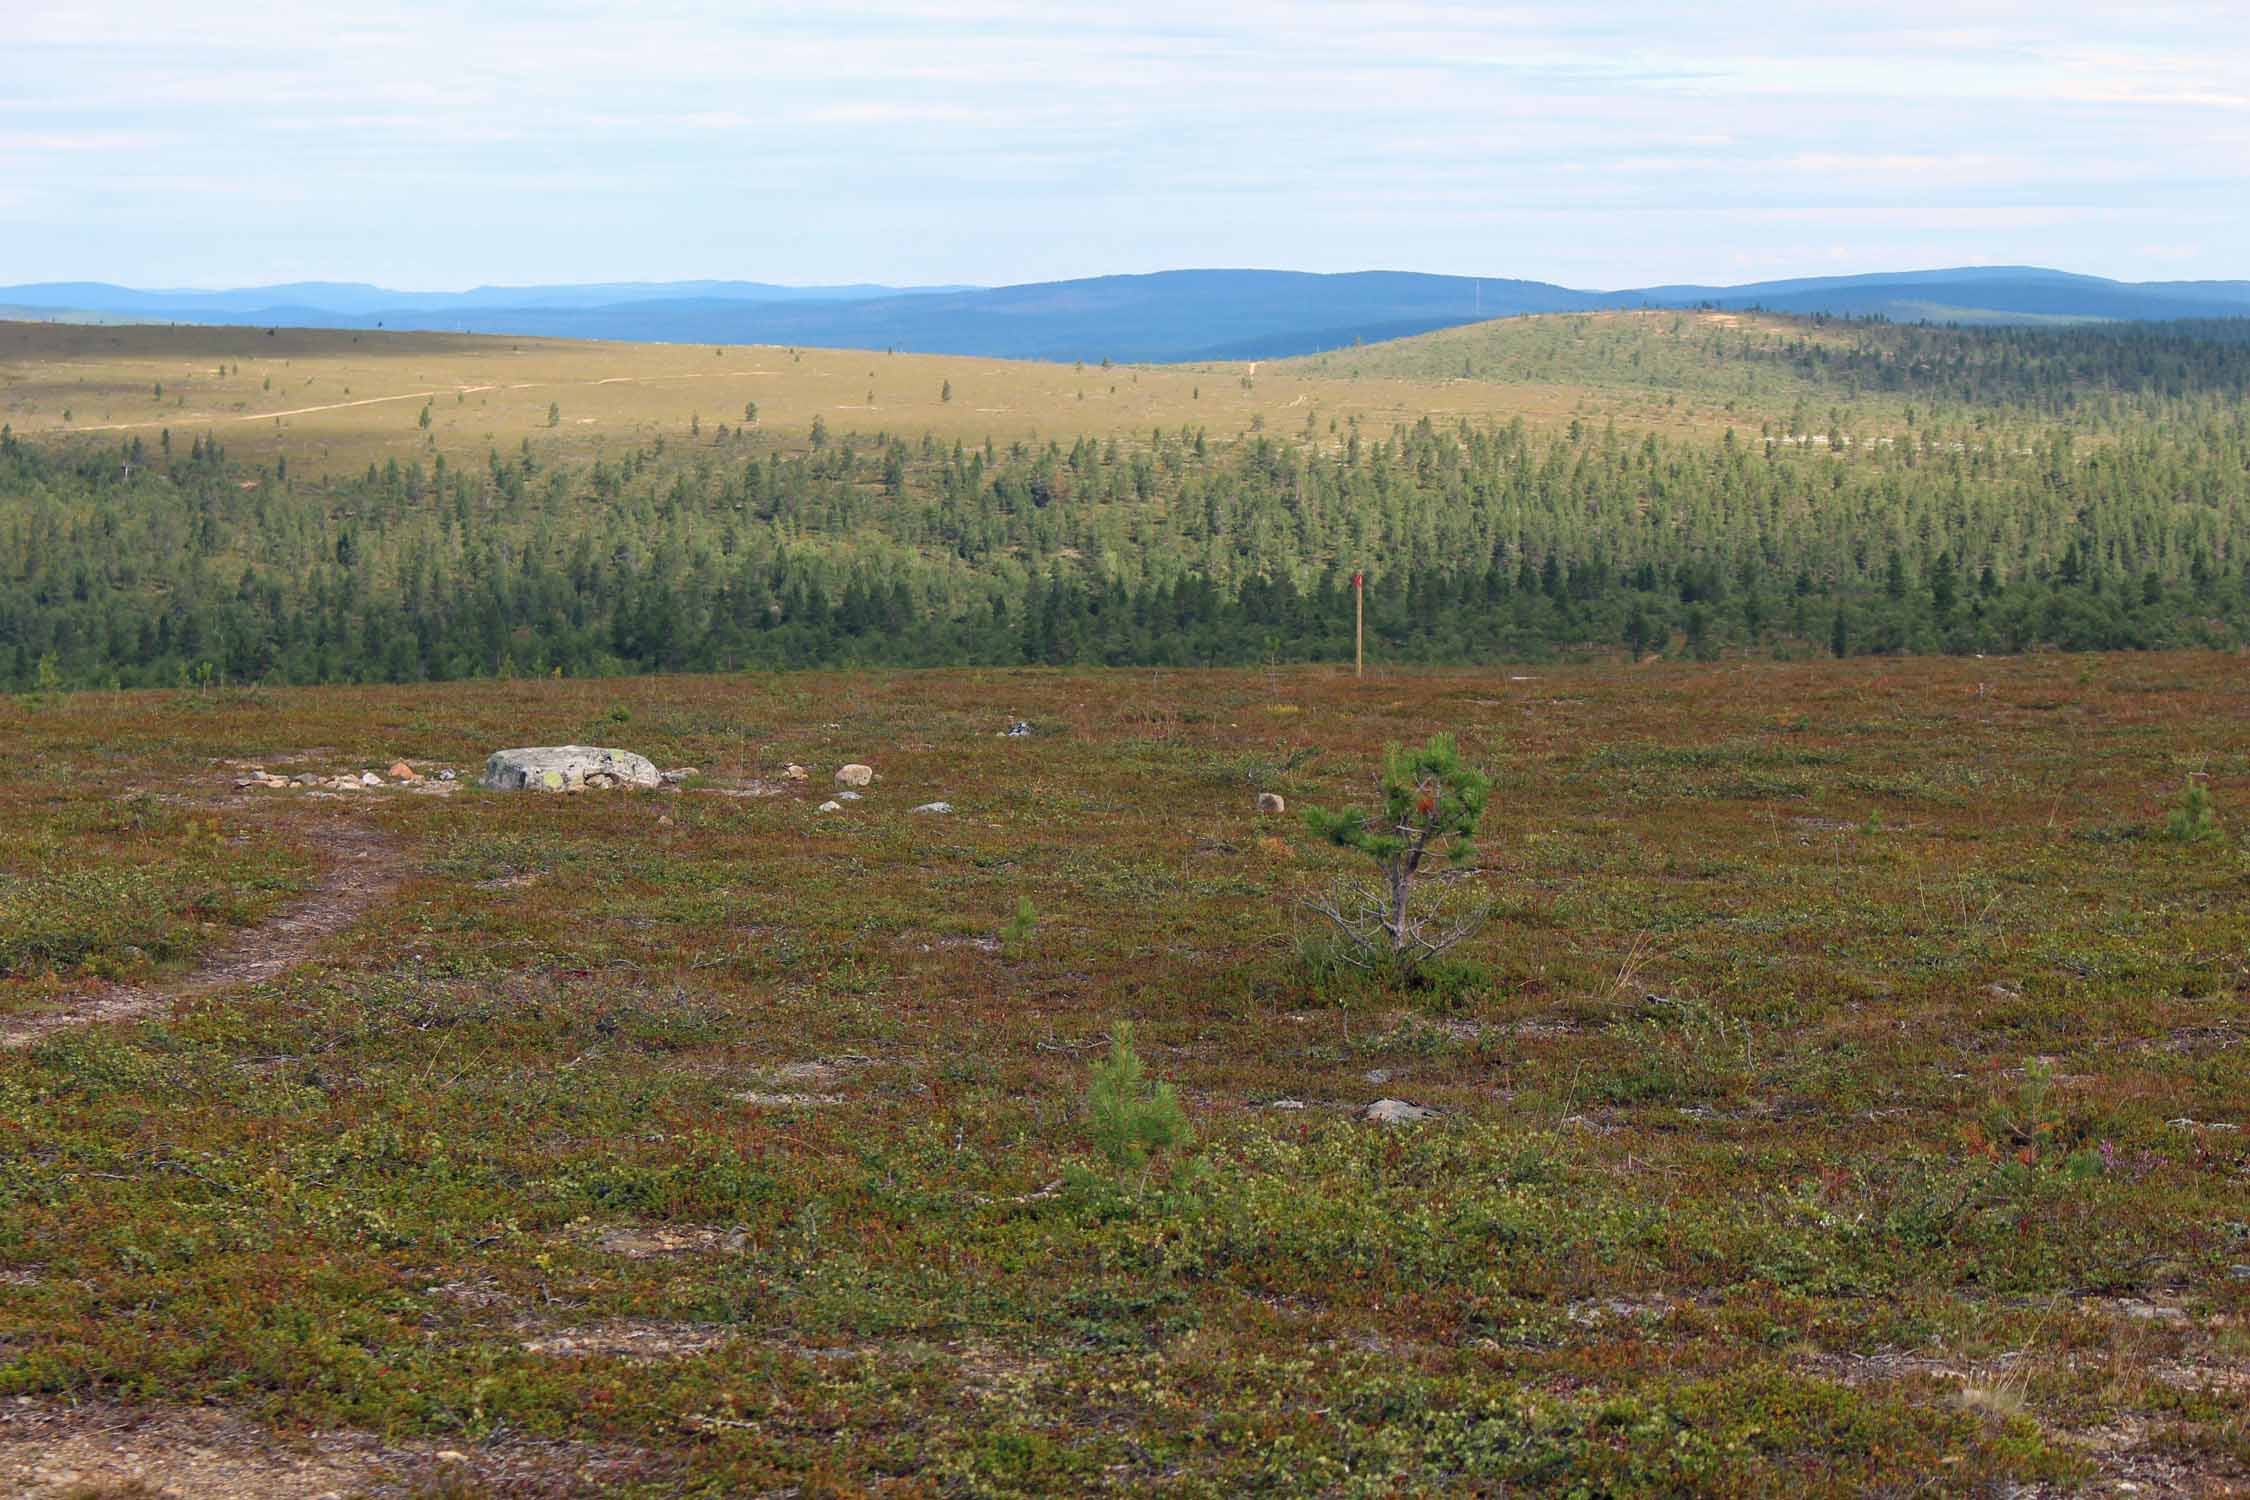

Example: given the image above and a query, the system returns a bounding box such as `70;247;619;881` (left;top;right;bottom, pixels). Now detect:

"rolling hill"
1632;265;2250;324
5;266;2245;364
0;279;970;317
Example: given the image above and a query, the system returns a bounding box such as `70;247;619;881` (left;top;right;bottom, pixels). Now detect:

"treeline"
1755;317;2250;417
3;391;2248;687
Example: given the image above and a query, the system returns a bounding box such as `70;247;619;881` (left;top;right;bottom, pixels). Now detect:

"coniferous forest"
5;314;2250;689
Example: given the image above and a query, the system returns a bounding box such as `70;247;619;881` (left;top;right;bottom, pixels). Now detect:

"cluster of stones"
235;760;452;792
477;750;908;804
816;763;875;813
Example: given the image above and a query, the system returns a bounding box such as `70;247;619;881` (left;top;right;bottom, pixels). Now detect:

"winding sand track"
69;370;773;434
0;816;403;1051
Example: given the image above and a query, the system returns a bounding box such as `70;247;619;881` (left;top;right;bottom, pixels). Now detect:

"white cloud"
1;0;2243;286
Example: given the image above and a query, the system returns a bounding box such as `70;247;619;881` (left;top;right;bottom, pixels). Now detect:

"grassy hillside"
0;654;2244;1495
1;318;1627;480
1271;309;2250;434
13;310;2245;486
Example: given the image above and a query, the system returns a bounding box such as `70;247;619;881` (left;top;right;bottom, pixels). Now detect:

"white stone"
1364;1098;1439;1124
835;764;875;787
481;746;662;792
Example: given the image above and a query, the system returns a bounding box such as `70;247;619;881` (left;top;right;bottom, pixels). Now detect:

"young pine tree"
1085;1022;1190;1180
2166;781;2224;845
1303;733;1492;971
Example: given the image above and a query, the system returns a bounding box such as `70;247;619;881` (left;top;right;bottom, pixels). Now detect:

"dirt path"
0;816;405;1051
0;1400;383;1499
69;369;777;435
0;1396;645;1498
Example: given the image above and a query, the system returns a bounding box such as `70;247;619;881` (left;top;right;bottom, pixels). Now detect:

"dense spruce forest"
5;314;2250;688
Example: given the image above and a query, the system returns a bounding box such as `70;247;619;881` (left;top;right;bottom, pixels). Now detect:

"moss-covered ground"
1;653;2243;1496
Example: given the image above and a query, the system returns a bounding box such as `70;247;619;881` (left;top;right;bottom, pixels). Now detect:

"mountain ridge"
4;266;2245;363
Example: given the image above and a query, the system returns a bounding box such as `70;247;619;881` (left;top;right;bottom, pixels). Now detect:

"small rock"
835;764;875;787
838;790;863;801
816;799;844;813
388;761;419;781
659;767;698;784
1364;1098;1439;1124
1268;1098;1307;1110
359;771;382;786
1257;792;1286;814
436;768;457;782
656;814;674;828
783;764;809;781
1363;1068;1391;1085
911;801;953;814
1003;720;1034;737
292;773;320;786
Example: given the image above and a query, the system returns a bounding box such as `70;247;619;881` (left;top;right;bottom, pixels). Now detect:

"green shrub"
17;651;64;709
1085;1022;1190;1179
1000;895;1037;957
2165;780;2224;844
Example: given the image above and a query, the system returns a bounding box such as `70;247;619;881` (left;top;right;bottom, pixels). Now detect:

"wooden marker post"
1353;570;1364;678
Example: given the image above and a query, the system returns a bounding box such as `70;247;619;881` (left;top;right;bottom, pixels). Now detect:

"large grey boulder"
481;746;662;792
1363;1098;1440;1125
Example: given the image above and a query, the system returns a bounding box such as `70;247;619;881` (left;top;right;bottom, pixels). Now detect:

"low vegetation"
0;652;2243;1494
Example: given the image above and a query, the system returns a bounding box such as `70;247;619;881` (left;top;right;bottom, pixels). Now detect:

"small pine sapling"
2166;781;2224;845
1303;732;1492;971
1000;895;1037;956
21;652;64;710
1085;1022;1190;1181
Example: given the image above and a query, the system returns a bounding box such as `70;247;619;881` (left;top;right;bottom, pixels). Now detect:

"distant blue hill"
1627;266;2250;324
3;266;2244;362
0;279;969;317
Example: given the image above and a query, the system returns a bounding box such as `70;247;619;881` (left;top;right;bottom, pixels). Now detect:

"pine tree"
1303;734;1492;970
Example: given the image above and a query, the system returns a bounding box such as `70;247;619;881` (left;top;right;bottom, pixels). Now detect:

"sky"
6;1;2247;291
